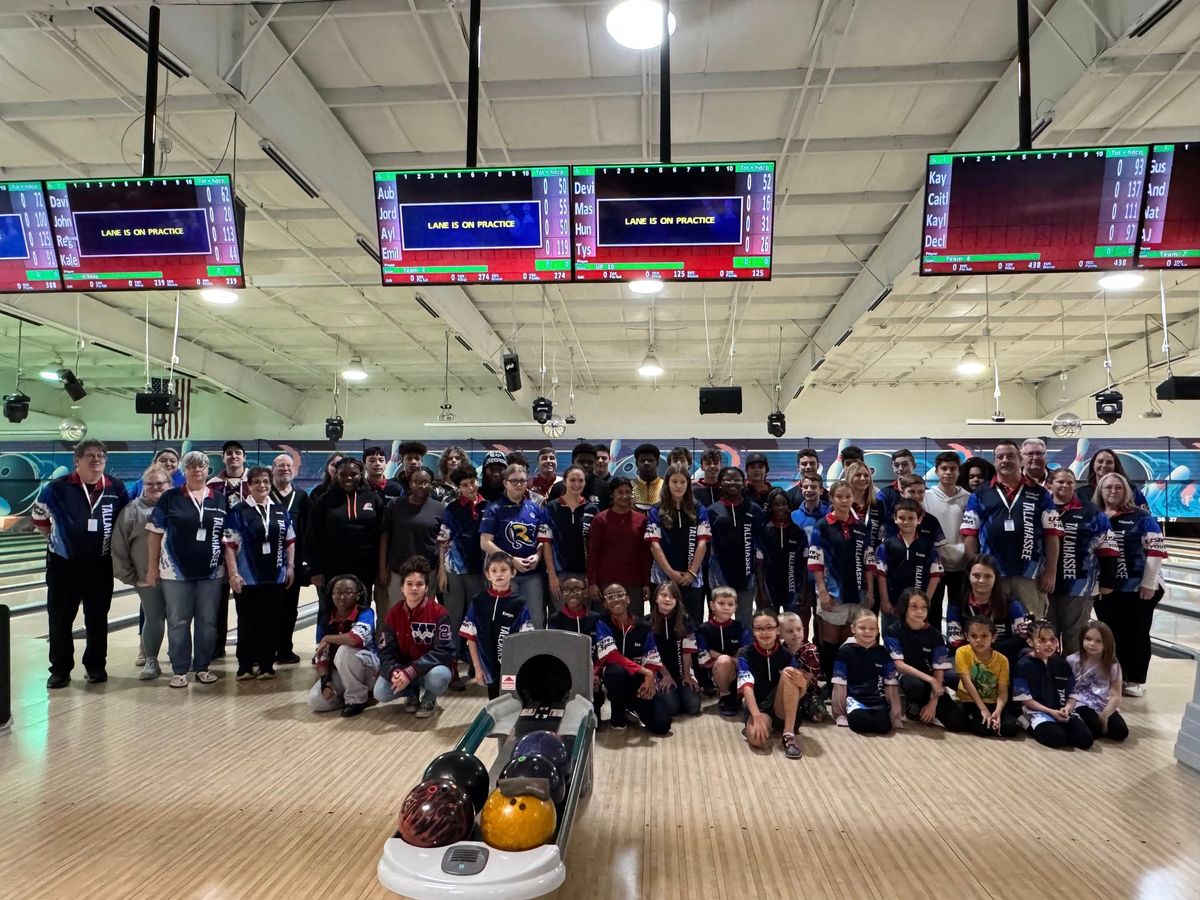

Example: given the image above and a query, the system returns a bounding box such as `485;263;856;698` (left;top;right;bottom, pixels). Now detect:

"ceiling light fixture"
956;346;986;377
200;287;239;305
341;355;368;382
606;0;676;50
638;348;664;378
1097;272;1143;291
629;278;664;295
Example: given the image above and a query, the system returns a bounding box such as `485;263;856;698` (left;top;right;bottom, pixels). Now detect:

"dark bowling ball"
423;750;491;815
511;730;569;779
397;778;474;849
500;752;565;805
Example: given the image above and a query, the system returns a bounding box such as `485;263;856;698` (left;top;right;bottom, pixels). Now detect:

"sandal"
195;670;218;684
169;674;189;688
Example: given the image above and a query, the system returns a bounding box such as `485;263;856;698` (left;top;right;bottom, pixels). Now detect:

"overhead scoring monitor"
920;145;1150;275
0;181;61;292
374;166;572;284
45;174;244;292
572;162;775;282
1138;143;1200;269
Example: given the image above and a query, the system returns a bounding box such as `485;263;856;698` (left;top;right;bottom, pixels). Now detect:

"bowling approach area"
2;606;1198;899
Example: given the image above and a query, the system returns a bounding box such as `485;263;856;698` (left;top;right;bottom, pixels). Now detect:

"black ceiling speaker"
58;369;87;401
135;391;180;415
502;352;522;393
699;386;742;415
1156;375;1200;401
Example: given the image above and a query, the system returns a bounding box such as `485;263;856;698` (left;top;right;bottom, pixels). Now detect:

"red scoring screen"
0;181;61;292
1138;143;1200;269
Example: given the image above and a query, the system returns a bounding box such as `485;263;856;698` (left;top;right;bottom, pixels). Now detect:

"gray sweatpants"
307;644;379;710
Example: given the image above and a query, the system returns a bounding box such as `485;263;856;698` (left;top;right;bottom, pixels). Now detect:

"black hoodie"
305;485;383;577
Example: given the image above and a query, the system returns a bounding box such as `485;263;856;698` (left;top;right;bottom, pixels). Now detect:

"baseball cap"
746;452;769;471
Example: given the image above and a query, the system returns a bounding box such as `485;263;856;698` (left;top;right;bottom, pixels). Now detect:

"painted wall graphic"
0;436;1196;529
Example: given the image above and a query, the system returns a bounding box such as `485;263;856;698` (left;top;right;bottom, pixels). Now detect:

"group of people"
31;436;1167;758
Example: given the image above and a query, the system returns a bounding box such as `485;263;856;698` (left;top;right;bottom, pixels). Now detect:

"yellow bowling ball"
479;788;557;851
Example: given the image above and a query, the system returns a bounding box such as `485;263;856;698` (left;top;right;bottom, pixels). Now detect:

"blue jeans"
161;578;222;675
514;571;546;628
373;665;453;703
135;584;167;662
659;683;702;718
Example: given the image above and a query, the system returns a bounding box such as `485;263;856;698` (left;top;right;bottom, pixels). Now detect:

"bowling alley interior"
2;1;1200;898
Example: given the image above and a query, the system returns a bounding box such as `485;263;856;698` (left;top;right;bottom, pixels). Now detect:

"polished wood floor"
2;602;1198;900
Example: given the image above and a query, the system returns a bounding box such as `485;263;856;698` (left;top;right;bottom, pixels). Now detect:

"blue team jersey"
706;498;765;590
960;479;1062;578
946;597;1029;647
1099;509;1167;593
1054;499;1113;597
481;497;543;563
736;641;796;707
833;639;898;711
32;473;129;561
221;497;295;586
884;622;951;675
882;509;945;545
438;495;487;575
874;534;943;601
538;496;599;575
645;504;711;587
695;618;750;665
759;519;808;611
876;482;904;522
595;615;662;671
146;486;227;581
459;590;533;684
807;512;875;605
1013;652;1077;708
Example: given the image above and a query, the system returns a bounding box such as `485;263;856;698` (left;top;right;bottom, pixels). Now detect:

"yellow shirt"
631;477;664;512
955;645;1009;704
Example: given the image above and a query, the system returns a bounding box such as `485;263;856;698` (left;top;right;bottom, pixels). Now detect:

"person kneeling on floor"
308;574;378;717
374;555;456;718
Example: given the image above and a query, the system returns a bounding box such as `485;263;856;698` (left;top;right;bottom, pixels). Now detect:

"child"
595;582;671;734
946;555;1031;670
778;610;824;722
832;607;903;735
548;574;605;722
695;586;750;715
875;498;943;633
757;488;808;615
737;610;809;759
307;574;378;718
649;582;702;719
892;474;947;545
1014;620;1094;750
884;590;965;731
1068;620;1129;742
460;552;534;700
955;616;1019;738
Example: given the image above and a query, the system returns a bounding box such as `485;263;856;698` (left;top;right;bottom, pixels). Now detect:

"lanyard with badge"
254;501;273;556
997;484;1022;532
188;489;209;541
81;480;104;532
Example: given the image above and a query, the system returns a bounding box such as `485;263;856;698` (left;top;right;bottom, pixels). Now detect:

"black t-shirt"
548;474;611;510
383;496;446;572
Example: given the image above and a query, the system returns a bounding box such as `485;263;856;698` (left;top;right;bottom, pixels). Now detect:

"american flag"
150;377;191;440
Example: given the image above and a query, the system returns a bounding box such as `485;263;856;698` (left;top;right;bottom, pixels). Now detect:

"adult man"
693;448;723;509
877;449;915;522
478;450;508;503
630;443;663;512
33;439;130;688
744;452;773;505
529;446;560;502
1021;438;1051;488
961;440;1062;617
208;440;251;659
786;449;826;508
547;442;611;510
271;452;311;665
594;445;612;482
923;451;969;626
364;446;404;500
706;466;765;628
392;440;428;493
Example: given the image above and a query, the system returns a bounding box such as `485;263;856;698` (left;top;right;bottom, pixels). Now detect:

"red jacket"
587;508;650;589
377;595;455;683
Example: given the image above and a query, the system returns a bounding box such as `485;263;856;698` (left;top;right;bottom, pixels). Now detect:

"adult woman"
379;467;445;618
646;463;710;623
958;456;996;493
808;480;875;686
540;465;599;611
587;477;651;616
307;574;379;717
145;450;228;688
222;466;296;680
1079;449;1149;509
480;464;547;626
112;464;172;680
432;445;468;503
309;451;347;502
1093;472;1167;697
1047;467;1111;656
844;460;884;549
127;447;184;498
306;458;382;637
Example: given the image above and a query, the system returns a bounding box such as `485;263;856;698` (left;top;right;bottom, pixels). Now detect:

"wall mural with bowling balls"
0;436;1195;525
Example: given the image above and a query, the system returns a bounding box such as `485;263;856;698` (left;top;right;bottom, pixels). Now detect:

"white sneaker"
138;660;161;680
135;641;146;667
169;673;189;688
1016;713;1031;730
835;714;849;727
1122;682;1146;698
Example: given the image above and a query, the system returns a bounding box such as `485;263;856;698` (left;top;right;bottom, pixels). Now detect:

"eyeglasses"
144;480;170;488
80;452;106;461
506;477;528;485
603;591;628;600
752;624;778;632
331;589;359;598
